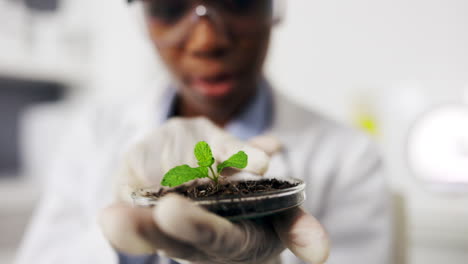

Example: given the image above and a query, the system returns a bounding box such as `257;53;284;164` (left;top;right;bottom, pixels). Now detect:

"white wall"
266;0;468;120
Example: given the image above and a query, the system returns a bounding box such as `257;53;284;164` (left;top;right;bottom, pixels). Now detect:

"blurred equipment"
350;90;380;137
407;104;468;190
23;0;60;12
393;192;408;264
0;77;64;178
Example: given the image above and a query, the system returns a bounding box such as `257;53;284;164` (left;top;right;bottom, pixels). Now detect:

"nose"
184;8;232;59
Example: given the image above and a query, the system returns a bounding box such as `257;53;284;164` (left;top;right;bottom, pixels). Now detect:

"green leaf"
217;151;248;174
194;141;215;167
161;165;209;187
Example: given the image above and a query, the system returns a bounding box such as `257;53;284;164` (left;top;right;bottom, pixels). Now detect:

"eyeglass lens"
144;0;272;25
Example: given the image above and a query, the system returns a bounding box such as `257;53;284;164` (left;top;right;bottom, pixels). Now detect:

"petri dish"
132;178;306;220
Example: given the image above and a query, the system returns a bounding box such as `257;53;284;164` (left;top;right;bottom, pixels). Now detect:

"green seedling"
161;141;248;188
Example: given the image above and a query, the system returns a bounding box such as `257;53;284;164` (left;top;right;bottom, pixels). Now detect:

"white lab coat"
15;85;392;264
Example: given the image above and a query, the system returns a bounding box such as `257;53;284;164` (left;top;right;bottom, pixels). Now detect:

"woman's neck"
176;86;258;128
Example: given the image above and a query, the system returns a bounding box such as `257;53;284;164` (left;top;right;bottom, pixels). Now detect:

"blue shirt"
119;82;273;264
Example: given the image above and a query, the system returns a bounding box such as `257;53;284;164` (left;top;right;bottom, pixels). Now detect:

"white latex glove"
101;117;330;264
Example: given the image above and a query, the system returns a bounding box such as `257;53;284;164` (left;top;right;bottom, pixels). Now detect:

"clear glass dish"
132;178;306;220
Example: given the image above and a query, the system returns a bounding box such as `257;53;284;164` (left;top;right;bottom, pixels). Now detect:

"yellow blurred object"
352;101;380;137
355;112;379;136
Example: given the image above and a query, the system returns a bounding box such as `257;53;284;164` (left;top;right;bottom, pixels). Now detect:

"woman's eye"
229;0;254;12
147;0;189;23
225;0;270;15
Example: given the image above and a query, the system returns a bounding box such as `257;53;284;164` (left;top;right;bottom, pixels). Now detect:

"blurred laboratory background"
1;0;467;263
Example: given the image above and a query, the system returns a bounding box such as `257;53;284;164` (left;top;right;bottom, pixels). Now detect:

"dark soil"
141;179;299;200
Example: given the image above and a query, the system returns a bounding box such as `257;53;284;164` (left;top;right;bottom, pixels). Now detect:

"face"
143;0;272;119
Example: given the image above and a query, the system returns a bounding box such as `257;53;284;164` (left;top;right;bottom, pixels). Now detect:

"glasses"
128;0;284;47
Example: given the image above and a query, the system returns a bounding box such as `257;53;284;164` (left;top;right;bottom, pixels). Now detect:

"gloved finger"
114;138;168;203
99;203;203;260
248;135;282;157
213;140;270;176
271;207;330;264
154;194;283;263
220;135;282;177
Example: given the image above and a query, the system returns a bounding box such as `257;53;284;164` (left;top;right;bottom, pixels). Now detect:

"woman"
16;0;392;263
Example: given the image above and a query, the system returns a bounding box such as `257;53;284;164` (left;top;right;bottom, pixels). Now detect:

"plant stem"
209;166;218;184
206;174;215;181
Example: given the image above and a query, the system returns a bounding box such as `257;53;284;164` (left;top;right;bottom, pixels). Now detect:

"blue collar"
159;81;273;140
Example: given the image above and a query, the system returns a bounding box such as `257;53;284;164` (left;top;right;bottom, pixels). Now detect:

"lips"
190;73;237;98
